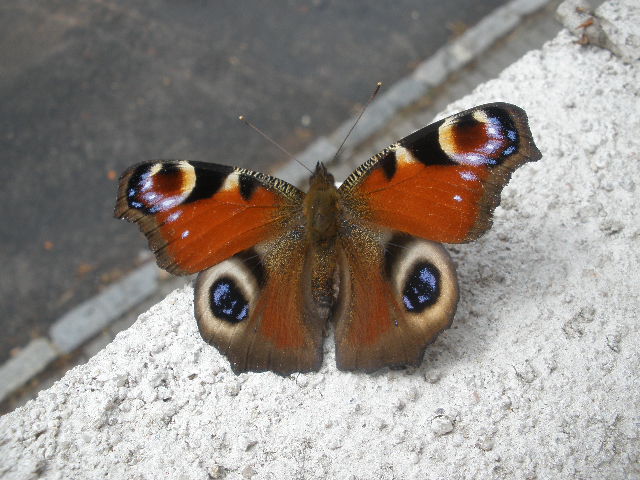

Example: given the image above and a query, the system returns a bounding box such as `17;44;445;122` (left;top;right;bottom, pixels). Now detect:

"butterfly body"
116;102;541;375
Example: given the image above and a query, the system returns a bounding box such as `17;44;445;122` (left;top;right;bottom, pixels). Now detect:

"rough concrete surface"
1;10;639;480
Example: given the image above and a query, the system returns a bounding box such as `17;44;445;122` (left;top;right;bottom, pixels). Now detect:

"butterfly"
115;102;541;375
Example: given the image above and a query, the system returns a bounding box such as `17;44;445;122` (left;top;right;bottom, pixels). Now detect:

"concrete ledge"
2;1;639;479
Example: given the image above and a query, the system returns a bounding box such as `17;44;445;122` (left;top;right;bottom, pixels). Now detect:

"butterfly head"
309;162;335;187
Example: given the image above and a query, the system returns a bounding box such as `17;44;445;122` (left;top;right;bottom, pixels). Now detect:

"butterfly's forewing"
115;160;303;274
339;103;542;243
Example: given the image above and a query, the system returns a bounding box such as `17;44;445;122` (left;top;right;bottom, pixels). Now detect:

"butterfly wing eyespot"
338;102;542;244
115;160;304;275
334;230;458;372
386;236;458;326
401;261;441;312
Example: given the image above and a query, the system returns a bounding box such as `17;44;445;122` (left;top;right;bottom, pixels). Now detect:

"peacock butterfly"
115;102;541;375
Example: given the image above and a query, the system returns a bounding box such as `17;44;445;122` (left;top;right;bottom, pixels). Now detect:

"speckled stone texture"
1;6;639;480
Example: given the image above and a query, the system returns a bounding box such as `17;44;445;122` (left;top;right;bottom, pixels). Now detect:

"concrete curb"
0;340;57;403
0;0;556;407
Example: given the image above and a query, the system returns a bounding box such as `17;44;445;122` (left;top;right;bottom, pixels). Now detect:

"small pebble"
478;437;495;451
431;416;454;436
406;386;420;402
424;370;441;384
241;437;257;451
241;466;256;479
208;465;225;479
394;399;406;412
499;397;512;410
327;436;343;450
225;383;241;397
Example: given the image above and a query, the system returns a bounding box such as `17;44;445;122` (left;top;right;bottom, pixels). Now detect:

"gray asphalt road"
0;0;507;362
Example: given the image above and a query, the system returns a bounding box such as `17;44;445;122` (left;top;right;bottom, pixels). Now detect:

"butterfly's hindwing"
195;236;324;375
334;230;459;372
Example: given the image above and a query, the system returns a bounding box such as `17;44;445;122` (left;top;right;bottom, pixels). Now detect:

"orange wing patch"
340;103;541;243
334;238;406;371
153;186;287;273
348;159;489;243
115;160;303;274
254;271;309;350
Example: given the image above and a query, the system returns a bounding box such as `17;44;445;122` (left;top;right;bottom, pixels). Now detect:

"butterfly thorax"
303;162;341;246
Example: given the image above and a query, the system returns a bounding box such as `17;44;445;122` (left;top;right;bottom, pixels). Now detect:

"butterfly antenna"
238;115;313;174
332;81;383;163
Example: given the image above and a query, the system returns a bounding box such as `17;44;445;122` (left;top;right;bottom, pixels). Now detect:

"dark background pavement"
0;0;506;362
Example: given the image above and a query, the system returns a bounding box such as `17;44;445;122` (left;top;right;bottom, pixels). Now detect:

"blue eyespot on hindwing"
402;261;441;313
209;276;249;323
